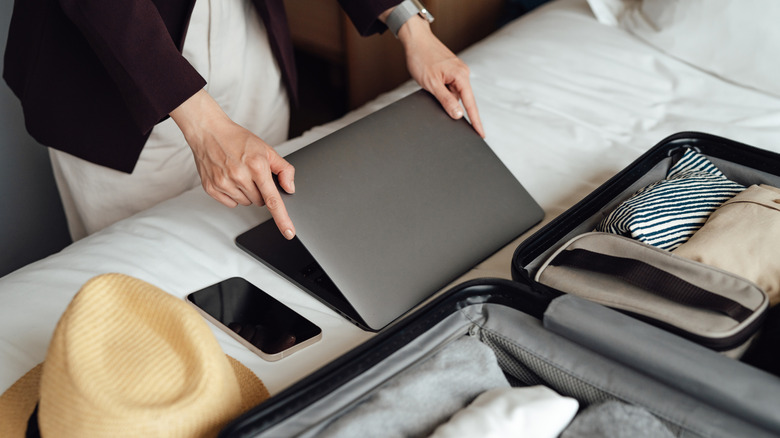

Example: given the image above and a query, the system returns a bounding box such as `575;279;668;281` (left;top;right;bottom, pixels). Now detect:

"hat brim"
0;363;43;437
228;355;271;411
0;356;269;437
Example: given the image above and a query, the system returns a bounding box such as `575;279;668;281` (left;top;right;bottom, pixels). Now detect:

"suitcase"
221;132;780;437
512;131;780;359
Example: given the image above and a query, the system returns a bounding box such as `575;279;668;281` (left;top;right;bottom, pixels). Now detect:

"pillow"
596;149;744;250
586;0;780;98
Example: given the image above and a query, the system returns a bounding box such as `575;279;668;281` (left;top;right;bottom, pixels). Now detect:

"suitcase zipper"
468;323;480;338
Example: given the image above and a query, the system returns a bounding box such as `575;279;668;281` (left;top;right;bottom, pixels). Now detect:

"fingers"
201;164;259;207
215;165;296;240
202;172;250;207
417;50;485;138
268;151;296;195
174;92;297;239
233;147;295;239
399;23;486;138
223;170;296;240
210;189;240;208
457;83;485;139
195;136;297;240
259;151;296;239
429;81;464;120
429;77;486;139
254;167;296;240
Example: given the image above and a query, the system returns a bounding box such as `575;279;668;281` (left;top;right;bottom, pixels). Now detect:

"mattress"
3;0;780;397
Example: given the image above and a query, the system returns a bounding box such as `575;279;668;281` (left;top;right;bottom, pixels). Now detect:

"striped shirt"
597;149;744;250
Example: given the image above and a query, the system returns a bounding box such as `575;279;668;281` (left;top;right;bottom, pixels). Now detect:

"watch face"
410;0;435;22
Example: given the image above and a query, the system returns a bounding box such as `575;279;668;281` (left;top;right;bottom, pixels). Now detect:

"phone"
186;277;322;361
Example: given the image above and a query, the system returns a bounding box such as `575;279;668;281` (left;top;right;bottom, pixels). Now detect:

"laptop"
236;90;544;331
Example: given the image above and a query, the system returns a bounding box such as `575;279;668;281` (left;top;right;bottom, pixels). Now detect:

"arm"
58;0;297;239
380;4;486;138
338;0;484;137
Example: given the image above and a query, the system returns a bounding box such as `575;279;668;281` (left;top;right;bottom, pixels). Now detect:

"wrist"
396;13;432;48
382;0;434;38
169;88;229;141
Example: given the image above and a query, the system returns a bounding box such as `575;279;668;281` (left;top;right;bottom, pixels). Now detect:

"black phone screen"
187;277;322;357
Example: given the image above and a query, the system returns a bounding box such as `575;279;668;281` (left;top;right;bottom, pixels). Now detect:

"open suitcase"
221;132;780;437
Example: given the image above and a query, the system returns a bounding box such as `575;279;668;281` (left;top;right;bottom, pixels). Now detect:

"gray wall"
1;0;71;277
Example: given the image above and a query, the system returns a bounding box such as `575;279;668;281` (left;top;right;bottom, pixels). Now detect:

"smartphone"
186;277;322;361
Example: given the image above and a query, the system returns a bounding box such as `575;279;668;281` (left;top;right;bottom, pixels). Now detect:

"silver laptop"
236;90;543;331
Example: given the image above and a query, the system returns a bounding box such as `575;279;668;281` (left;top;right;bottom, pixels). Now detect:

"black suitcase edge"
220;278;550;438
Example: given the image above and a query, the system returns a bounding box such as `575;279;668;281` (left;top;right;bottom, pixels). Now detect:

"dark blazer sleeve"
57;0;205;135
3;0;205;172
337;0;403;36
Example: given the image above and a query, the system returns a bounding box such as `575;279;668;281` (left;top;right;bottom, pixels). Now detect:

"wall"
1;0;71;277
285;0;506;110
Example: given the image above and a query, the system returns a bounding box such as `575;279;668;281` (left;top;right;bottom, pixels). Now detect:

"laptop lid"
237;90;543;331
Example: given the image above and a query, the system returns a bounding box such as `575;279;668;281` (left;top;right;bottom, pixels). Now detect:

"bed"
3;0;780;406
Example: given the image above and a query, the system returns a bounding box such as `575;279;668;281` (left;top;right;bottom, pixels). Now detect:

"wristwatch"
386;0;435;37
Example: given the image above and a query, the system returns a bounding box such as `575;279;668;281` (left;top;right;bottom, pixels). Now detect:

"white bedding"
3;0;780;398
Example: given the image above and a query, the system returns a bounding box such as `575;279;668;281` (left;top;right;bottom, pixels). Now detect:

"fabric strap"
549;249;753;323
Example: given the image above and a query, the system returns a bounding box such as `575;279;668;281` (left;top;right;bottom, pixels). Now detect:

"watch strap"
386;0;424;37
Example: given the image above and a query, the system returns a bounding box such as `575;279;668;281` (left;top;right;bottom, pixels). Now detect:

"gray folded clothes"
561;400;674;438
317;336;510;438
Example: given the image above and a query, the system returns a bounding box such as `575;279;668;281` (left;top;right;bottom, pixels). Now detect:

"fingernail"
284;229;295;240
453;108;463;119
290;180;295;193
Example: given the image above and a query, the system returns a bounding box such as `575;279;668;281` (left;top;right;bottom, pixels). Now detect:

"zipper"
468;323;480;339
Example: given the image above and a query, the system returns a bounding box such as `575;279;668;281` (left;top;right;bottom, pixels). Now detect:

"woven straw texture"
0;273;269;437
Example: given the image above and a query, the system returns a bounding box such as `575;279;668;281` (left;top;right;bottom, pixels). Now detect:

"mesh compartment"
479;327;686;437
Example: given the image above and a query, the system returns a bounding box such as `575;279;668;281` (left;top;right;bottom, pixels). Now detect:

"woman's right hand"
170;89;296;239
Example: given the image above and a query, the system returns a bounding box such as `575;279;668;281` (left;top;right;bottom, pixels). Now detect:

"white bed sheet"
3;0;780;398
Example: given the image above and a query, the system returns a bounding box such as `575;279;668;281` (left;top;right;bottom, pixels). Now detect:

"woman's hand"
383;9;485;138
170;89;296;239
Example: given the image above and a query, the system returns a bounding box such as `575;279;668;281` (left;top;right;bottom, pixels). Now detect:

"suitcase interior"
513;131;780;284
222;280;779;438
513;132;780;352
504;131;780;433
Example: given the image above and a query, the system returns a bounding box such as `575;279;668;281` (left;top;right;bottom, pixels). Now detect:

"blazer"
3;0;400;173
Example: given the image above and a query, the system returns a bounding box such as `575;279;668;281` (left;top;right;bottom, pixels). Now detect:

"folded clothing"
560;400;674;438
674;184;780;306
597;149;744;250
428;386;578;438
318;336;510;438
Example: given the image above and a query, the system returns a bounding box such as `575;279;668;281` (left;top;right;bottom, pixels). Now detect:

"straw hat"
0;273;269;437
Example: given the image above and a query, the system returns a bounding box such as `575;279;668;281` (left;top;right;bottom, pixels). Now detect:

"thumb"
268;149;296;194
428;82;463;120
